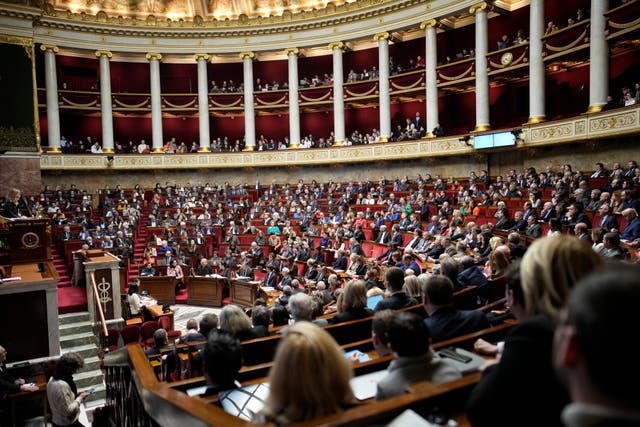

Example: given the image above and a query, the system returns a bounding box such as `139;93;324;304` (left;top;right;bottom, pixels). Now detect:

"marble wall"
0;154;42;197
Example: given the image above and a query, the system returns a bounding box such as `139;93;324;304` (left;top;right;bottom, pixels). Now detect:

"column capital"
239;51;255;60
40;44;59;53
283;47;300;57
373;32;390;42
328;41;345;51
194;53;210;62
469;2;489;14
145;52;163;61
420;19;439;29
95;50;112;59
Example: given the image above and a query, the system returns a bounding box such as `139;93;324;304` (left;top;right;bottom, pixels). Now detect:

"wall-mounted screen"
473;131;516;149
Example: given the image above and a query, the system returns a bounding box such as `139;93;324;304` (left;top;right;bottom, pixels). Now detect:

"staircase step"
59;320;94;336
74;369;105;389
59;311;90;325
60;331;96;348
78;355;101;372
62;343;100;359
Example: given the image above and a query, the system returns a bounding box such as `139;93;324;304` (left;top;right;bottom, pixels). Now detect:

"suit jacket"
424;307;490;343
376;351;462;400
598;215;619;231
278;275;293;290
621;218;640;241
374;292;418;312
0;365;20;398
328;307;374;325
262;271;277;288
390;232;403;248
466;315;570;427
236;267;254;280
332;255;348;270
525;223;543;238
377;231;391;244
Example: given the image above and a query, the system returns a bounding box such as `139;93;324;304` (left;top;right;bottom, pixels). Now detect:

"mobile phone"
86;388;95;394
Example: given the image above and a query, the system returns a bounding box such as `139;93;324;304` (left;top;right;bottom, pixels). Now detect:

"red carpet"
58;286;88;314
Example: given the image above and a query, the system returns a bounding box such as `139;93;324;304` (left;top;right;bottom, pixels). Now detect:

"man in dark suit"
262;266;277;288
374;267;419;312
524;215;542;239
596;203;618;232
422;276;490;343
332;249;348;270
0;345;39;400
235;259;254;280
376;225;390;244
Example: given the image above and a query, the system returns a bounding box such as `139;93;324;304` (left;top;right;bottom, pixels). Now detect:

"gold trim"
39;44;59;54
420;19;438;29
328;41;345;50
145;52;163;61
95;50;113;59
425;132;435;138
198;146;211;152
469;2;488;14
545;29;588;53
284;47;300;56
288;143;300;149
527;116;546;124
194;53;210;61
378;136;389;142
239;51;255;60
152;147;163;153
47;147;62;153
333;140;344;146
243;145;255;151
438;64;474;81
102;148;115;153
373;32;390;41
473;124;491;132
587;104;604;113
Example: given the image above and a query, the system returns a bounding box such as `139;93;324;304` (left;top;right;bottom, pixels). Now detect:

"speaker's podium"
78;249;124;329
0;217;60;362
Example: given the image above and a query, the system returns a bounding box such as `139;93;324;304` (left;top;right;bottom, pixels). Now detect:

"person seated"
277;267;293;290
127;279;143;316
250;306;271;337
219;305;268;341
287;292;328;328
195;258;213;276
375;312;461;400
400;253;422;275
620;208;640;243
553;265;640;427
0;345;39;400
328;280;373;324
256;322;357;424
235;259;254;280
201;331;242;396
373;267;419;312
332;249;348;271
422;275;490;343
145;329;176;380
177;318;206;344
262;265;277;288
140;262;156;277
371;310;394;357
457;255;488;289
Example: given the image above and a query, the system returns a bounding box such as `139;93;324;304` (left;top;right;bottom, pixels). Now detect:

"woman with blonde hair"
467;236;603;427
329;280;373;324
402;275;422;298
219;304;266;341
258;322;357;424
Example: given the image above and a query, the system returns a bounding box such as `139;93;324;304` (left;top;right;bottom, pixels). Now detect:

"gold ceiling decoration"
49;0;355;21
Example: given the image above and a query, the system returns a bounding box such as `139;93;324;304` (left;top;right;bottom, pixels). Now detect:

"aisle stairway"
58;312;106;406
53;246;87;314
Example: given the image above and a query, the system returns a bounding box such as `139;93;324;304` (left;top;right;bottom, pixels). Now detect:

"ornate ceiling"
48;0;354;20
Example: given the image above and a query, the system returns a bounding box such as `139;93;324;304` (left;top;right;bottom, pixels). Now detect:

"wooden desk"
7;373;47;427
187;276;224;307
139;276;176;305
258;286;280;306
146;304;175;331
229;280;259;307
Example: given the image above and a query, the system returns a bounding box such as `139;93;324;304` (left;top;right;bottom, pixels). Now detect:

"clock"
500;52;513;66
21;232;40;249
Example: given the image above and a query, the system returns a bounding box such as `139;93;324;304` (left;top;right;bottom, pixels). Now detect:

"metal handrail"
89;270;109;339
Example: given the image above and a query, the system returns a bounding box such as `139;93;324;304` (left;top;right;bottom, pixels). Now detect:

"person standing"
47;352;90;427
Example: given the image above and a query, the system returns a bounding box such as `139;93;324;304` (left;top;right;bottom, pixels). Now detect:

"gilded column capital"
40;44;59;54
145;52;163;61
373;32;390;42
284;47;300;57
194;53;210;62
239;51;255;60
420;19;439;30
469;2;489;14
95;50;112;59
328;41;345;51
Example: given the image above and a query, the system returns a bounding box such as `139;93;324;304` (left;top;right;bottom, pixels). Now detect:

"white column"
471;2;491;132
330;41;346;146
95;50;114;153
375;32;391;142
146;52;163;153
195;54;211;152
588;0;609;112
528;0;546;123
421;20;439;137
40;45;61;152
241;52;256;150
285;48;301;148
